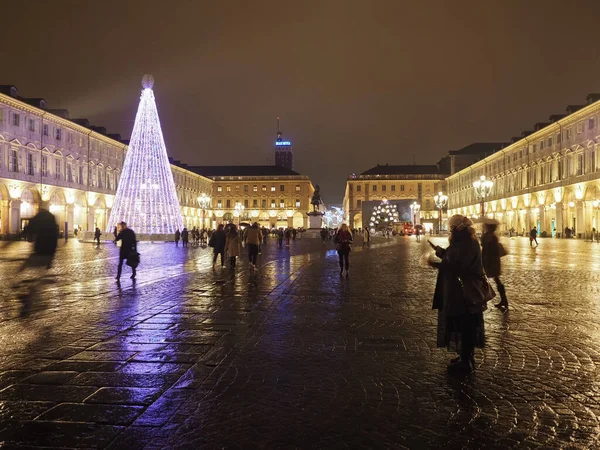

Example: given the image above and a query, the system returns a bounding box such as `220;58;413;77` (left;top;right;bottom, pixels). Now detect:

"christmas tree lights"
369;199;398;230
106;75;183;234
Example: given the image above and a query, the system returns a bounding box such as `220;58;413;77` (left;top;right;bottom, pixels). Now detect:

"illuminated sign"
275;141;291;146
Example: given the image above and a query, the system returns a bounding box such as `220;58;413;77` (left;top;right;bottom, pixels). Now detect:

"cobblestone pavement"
1;235;600;449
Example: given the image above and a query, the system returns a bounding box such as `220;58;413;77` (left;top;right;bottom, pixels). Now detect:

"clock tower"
274;117;294;171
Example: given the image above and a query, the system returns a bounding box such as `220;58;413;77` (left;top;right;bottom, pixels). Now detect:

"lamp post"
234;202;245;226
410;201;420;227
197;193;210;229
473;175;493;218
433;191;448;234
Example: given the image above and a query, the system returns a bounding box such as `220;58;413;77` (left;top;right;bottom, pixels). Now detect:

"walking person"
174;229;181;247
334;223;353;277
113;226;118;243
209;224;226;268
277;228;284;248
529;227;538;247
415;227;421;242
225;224;241;269
428;215;489;372
362;227;370;248
94;227;102;246
245;222;262;270
481;219;508;309
115;221;138;280
181;227;189;247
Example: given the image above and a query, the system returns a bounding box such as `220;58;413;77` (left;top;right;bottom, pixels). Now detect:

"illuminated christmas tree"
369;199;398;230
106;75;183;234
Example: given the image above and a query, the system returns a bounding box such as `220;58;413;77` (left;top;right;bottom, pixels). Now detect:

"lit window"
279;200;285;208
217;186;222;192
253;185;258;192
295;199;300;207
226;185;231;192
217;200;222;208
271;186;276;192
262;185;267;192
271;200;276;207
295;185;300;192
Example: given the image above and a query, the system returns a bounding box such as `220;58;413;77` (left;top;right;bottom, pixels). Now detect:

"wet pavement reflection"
0;235;599;448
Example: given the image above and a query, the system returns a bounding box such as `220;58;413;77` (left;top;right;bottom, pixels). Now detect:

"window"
97;168;102;188
244;199;249;208
557;133;561;144
0;109;3;122
55;159;61;179
9;149;18;172
400;185;405;191
226;185;231;192
540;141;544;150
382;185;386;192
253;185;258;192
56;129;61;140
295;199;300;208
262;185;267;192
226;199;231;208
67;162;73;182
357;185;361;192
217;200;222;208
217;186;222;192
425;199;431;209
261;199;267;208
280;185;285;192
27;153;34;176
577;154;584;176
372;185;377;192
28;119;35;132
566;128;572;140
42;155;48;177
589;118;595;130
270;200;276;208
78;165;83;184
244;185;248;192
295;185;300;192
591;151;596;172
12;113;20;127
279;200;285;208
391;185;396;191
577;122;583;134
548;137;553;147
270;186;276;192
253;199;258;207
357;199;362;208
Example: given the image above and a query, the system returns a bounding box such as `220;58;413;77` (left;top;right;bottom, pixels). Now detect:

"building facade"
0;87;212;236
188;166;314;229
447;94;600;238
344;165;447;231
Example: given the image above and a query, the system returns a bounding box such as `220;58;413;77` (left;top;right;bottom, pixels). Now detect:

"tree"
369;200;398;230
106;75;183;234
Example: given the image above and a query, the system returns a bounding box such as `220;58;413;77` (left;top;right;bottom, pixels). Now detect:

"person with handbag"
481;219;509;309
428;214;488;372
115;221;137;280
334;223;353;277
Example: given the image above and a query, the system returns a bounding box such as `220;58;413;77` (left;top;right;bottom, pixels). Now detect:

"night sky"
5;1;600;203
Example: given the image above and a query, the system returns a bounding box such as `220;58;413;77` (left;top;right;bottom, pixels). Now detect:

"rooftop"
187;165;302;178
360;164;444;176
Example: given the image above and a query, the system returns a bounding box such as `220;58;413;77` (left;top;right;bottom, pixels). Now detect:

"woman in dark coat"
209;224;226;268
481;219;508;309
429;215;487;372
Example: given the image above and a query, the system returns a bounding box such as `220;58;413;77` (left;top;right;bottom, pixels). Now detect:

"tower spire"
276;116;282;142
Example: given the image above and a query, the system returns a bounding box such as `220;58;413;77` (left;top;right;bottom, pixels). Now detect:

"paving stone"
68;372;179;388
84;387;162;405
20;371;79;385
0;384;97;403
36;402;145;425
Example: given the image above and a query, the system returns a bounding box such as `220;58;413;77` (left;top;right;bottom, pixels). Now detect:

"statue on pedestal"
310;185;324;214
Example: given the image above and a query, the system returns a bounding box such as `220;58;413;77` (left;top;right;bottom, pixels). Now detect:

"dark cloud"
4;1;600;202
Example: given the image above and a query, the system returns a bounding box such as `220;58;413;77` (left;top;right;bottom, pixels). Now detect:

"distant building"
274;117;293;171
343;164;447;231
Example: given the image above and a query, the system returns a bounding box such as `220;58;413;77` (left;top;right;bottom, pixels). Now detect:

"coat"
245;227;262;246
481;232;501;277
210;230;226;252
116;228;137;258
181;228;189;242
225;233;241;257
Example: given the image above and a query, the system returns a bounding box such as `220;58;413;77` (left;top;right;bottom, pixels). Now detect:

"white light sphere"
141;74;155;89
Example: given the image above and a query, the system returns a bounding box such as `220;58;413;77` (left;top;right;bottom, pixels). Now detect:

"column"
87;207;95;231
538;207;545;235
576;201;585;238
66;204;74;236
555;203;564;238
1;200;10;235
9;199;21;234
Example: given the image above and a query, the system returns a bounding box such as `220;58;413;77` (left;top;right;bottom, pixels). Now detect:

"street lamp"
410;201;420;227
473;175;493;218
234;201;245;226
433;191;448;233
197;193;210;229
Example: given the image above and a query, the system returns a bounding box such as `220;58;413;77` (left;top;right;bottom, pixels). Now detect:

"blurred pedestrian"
115;221;138;280
362;227;370;248
334;223;353;277
428;215;489;372
480;219;508;309
529;227;538;247
174;229;181;247
94;227;102;246
113;226;118;243
245;222;262;270
225;224;241;269
415;227;421;242
277;228;284;248
209;224;226;268
181;227;189;247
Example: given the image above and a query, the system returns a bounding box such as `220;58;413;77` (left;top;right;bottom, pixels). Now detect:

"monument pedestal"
303;212;324;239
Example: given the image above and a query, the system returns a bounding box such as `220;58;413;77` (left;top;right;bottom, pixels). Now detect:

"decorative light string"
369;199;398;229
106;75;184;234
